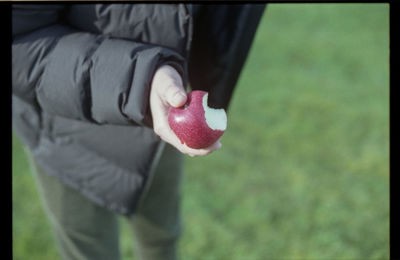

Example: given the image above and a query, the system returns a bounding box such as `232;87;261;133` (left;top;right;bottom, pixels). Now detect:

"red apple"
168;90;227;149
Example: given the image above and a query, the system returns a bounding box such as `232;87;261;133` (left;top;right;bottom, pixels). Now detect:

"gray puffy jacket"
12;4;265;215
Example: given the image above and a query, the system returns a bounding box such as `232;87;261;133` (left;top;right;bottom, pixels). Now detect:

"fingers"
150;64;222;157
184;140;222;157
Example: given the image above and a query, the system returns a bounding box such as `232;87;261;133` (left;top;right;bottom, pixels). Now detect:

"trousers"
27;143;183;260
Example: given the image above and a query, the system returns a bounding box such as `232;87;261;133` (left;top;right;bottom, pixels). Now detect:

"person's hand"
150;65;222;157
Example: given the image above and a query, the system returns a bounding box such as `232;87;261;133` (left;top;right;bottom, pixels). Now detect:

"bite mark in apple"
202;93;227;131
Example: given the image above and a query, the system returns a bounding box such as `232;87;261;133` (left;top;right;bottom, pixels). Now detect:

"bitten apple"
168;90;227;149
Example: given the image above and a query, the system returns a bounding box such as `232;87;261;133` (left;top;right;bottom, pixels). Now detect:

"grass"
13;4;389;260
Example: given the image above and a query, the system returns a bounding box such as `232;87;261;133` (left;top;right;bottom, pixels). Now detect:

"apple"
168;90;227;149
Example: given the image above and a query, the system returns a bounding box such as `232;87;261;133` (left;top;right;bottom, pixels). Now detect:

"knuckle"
160;84;175;100
166;83;180;96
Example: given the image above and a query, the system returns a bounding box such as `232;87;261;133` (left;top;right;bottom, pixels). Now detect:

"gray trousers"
27;143;183;260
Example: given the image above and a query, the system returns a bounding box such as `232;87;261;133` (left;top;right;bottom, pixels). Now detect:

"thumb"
152;65;188;107
165;85;187;108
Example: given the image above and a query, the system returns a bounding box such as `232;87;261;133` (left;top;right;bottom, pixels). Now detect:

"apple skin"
168;90;226;149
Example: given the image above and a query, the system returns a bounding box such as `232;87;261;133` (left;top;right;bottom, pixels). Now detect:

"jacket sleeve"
12;4;186;127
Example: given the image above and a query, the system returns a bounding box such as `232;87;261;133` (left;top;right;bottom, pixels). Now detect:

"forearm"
12;5;186;127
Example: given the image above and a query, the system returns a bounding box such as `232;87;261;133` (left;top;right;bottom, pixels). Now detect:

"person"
12;4;265;260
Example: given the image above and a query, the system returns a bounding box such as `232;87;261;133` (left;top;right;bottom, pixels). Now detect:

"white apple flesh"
168;90;227;149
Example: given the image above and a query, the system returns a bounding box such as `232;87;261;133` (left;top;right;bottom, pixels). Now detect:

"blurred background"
13;3;389;260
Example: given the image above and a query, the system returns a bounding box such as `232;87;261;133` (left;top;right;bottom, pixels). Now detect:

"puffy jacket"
12;4;265;215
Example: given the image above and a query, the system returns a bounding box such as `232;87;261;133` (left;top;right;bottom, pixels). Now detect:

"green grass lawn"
13;4;389;260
